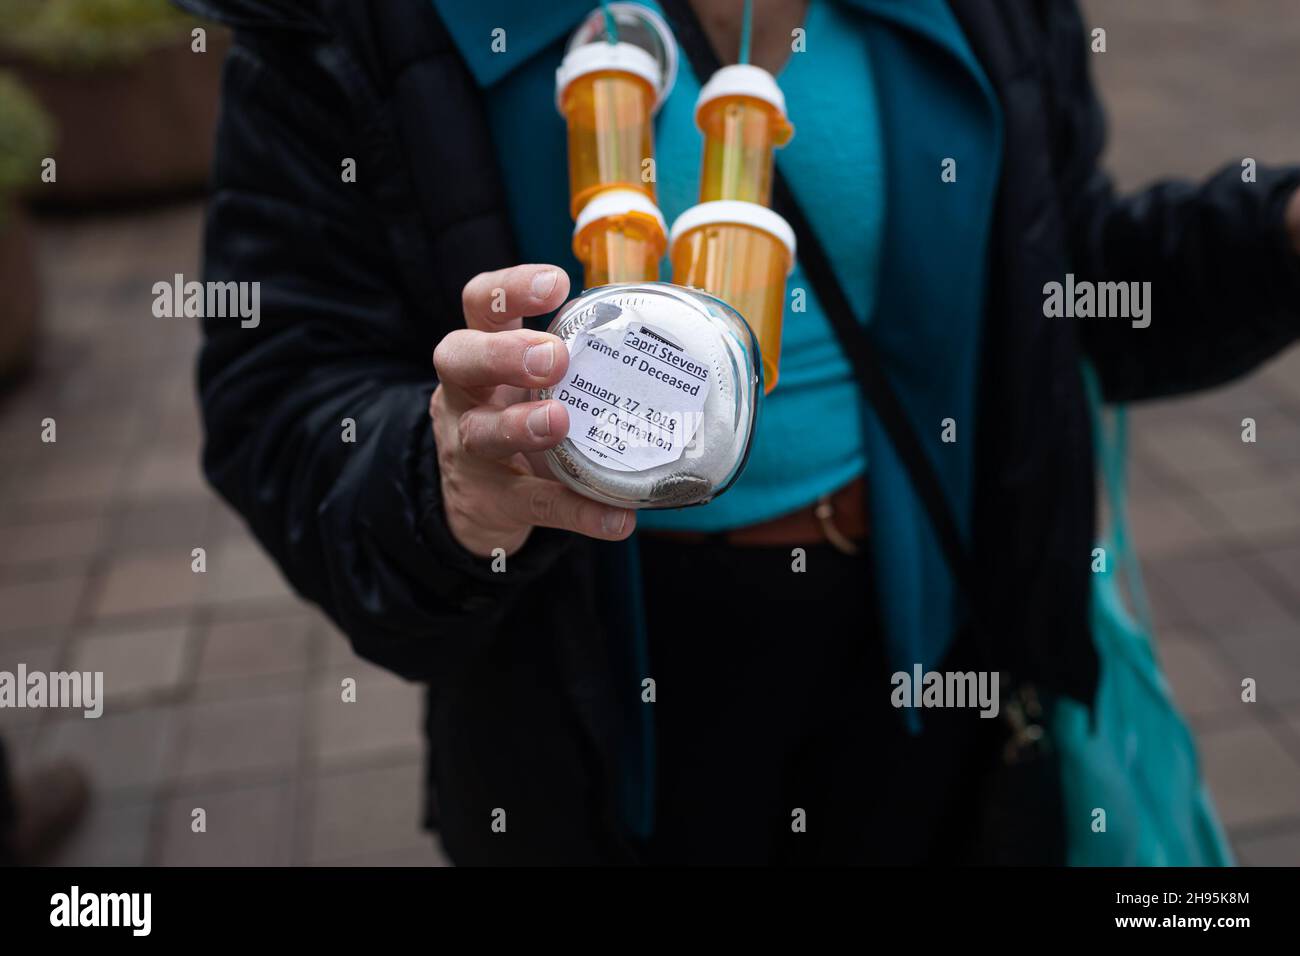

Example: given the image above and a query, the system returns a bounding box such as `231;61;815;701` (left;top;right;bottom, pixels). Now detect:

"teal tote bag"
1052;366;1234;866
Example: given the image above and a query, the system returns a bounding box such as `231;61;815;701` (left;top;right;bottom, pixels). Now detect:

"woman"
183;0;1300;863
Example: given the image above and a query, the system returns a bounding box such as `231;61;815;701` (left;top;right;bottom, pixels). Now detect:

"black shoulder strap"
660;0;979;604
775;178;980;602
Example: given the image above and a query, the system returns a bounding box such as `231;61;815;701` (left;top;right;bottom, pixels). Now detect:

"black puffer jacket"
178;0;1300;863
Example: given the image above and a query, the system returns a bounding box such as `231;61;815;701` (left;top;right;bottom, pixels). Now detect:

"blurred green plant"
0;0;200;69
0;71;54;228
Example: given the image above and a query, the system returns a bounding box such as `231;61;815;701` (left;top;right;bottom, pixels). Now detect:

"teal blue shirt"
641;0;882;530
431;0;1003;764
471;0;884;530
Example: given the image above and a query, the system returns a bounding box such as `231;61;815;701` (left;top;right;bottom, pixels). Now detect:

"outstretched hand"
429;264;636;559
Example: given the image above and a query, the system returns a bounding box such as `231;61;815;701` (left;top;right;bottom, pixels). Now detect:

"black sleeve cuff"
414;409;578;607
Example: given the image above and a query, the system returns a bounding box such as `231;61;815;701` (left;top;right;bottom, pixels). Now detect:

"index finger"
433;327;569;392
462;264;571;332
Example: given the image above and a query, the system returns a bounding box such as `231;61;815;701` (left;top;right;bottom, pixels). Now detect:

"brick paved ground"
0;208;445;865
0;1;1297;865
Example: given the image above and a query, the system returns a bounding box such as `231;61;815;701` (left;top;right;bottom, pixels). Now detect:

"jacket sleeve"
1053;4;1300;402
198;32;573;681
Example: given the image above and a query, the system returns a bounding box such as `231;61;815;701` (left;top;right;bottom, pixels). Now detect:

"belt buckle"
814;492;861;556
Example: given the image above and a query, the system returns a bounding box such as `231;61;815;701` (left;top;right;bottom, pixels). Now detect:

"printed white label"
554;321;711;472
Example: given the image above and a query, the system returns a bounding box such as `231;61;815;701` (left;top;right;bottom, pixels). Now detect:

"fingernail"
526;404;551;438
531;270;559;299
524;342;555;377
602;510;627;535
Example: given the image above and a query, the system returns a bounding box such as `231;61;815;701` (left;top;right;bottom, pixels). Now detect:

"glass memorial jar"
536;282;761;509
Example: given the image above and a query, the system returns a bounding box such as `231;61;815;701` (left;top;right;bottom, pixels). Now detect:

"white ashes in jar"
536;282;762;509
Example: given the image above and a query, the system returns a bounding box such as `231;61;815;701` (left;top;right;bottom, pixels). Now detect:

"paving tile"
0;403;139;464
50;407;144;454
90;551;203;620
1198;722;1300;830
1122;454;1171;501
202;539;297;607
306;761;429;863
1137;421;1252;476
195;611;315;687
1213;617;1300;707
157;779;295;866
1256;542;1300;607
313;671;424;767
121;446;210;502
0;574;86;635
107;498;211;555
0;615;66;660
175;691;303;783
38;704;180;795
0;455;128;517
1281;705;1300;750
154;397;204;452
0;515;106;572
1233;824;1300;867
1250;417;1300;468
0;419;53;470
1171;458;1289;497
68;624;193;706
1157;636;1251;723
76;333;169;373
1183;709;1263;738
1148;553;1294;629
1200;476;1300;541
1126;492;1225;557
1138;567;1195;633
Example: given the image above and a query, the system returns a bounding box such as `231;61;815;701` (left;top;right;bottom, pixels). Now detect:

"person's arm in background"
1051;4;1300;402
198;29;632;681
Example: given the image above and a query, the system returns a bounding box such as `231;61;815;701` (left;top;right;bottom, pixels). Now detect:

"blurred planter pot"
0;203;41;382
3;32;229;205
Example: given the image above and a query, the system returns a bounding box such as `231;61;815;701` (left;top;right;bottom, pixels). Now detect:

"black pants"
639;535;1002;864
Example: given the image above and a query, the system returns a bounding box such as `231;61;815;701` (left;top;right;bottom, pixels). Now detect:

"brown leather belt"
642;476;868;553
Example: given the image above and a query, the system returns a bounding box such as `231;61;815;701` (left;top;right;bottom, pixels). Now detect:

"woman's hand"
430;264;636;558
